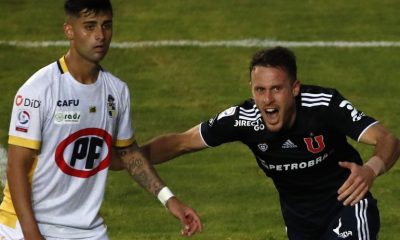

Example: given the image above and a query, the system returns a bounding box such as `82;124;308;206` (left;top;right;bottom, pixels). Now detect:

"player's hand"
165;197;203;237
337;161;376;206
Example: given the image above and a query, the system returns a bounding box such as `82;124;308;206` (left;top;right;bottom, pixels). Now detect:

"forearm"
142;125;207;165
7;159;42;238
142;134;185;165
117;145;165;196
367;133;400;175
8;175;41;238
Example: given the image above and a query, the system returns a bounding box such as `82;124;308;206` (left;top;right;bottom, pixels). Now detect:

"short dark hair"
64;0;113;17
249;46;297;81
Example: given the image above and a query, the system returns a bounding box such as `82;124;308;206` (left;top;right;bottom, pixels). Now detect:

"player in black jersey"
141;47;400;239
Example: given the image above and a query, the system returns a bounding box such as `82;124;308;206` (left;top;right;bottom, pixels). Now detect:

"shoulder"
215;99;256;121
209;98;265;132
101;69;129;90
299;84;339;109
18;61;61;95
300;84;337;95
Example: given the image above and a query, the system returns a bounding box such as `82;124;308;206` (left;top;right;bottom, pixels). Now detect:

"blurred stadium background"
1;1;399;239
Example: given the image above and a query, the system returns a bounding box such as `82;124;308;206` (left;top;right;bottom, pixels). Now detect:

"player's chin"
264;121;282;132
266;125;282;132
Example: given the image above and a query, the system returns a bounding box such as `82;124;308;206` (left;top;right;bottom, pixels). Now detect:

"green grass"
1;0;400;239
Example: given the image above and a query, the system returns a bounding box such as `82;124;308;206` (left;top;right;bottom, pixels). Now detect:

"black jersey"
200;84;378;235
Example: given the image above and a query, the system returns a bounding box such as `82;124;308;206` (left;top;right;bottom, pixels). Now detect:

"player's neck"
64;51;101;85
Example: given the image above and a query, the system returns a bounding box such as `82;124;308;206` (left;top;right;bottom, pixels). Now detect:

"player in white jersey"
0;0;202;239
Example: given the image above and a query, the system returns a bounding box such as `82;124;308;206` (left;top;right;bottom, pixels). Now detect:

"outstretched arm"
141;124;208;165
7;145;44;240
337;123;400;206
111;141;202;236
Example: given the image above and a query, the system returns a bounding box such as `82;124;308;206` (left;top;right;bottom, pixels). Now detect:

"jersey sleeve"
200;106;241;147
114;84;135;147
327;89;377;142
8;81;44;150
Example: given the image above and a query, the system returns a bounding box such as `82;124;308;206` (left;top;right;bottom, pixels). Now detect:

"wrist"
365;156;386;176
157;186;175;207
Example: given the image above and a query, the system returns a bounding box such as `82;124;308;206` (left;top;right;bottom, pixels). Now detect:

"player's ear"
64;23;73;40
292;80;300;96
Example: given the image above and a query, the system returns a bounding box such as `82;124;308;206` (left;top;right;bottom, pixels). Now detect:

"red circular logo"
55;128;112;178
16;95;23;106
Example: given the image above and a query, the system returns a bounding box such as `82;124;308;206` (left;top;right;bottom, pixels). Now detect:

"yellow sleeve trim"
8;136;41;150
0;156;38;228
114;137;135;148
0;209;18;229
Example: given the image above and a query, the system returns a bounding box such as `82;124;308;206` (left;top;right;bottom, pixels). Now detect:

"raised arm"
7;145;44;240
111;141;202;236
338;123;400;206
141;124;208;165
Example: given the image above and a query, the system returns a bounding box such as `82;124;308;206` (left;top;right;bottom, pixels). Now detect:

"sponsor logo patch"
234;119;265;131
333;218;353;239
339;100;365;122
217;107;236;120
16;109;31;132
57;99;79;107
15;95;41;108
54;111;81;124
258;152;330;172
208;117;215;127
55;128;112;178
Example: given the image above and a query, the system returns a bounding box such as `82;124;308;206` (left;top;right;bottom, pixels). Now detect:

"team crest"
107;95;116;118
304;135;325;153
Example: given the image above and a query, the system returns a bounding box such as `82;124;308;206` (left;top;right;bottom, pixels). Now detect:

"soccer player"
141;47;400;239
0;0;202;239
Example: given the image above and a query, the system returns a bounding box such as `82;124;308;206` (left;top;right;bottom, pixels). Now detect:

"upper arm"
179;124;208;152
359;122;400;170
7;144;37;179
141;124;207;164
358;122;395;145
326;89;377;141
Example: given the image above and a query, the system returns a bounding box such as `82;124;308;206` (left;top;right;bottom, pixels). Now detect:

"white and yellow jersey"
0;57;135;238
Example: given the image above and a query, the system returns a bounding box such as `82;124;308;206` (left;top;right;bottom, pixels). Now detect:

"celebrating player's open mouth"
265;107;279;123
262;107;282;131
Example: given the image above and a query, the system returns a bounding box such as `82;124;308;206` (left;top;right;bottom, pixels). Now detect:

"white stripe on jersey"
239;105;258;112
301;92;333;107
239;110;259;117
301;93;333;98
239;114;262;121
355;199;370;240
239;106;261;121
301;102;330;107
301;97;332;102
